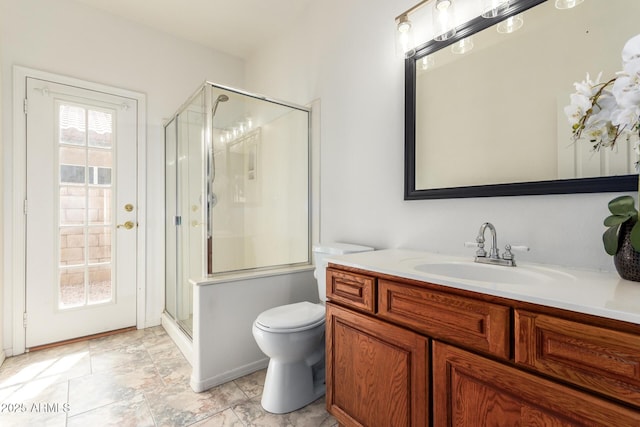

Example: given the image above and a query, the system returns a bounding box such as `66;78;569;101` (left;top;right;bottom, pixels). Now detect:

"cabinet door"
326;302;429;427
433;341;640;426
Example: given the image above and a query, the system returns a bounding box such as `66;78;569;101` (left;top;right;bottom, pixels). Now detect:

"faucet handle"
503;244;529;260
465;241;487;257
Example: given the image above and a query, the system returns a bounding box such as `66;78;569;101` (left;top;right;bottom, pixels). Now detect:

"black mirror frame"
404;0;638;200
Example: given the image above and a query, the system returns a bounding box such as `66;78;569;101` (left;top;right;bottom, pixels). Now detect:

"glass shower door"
208;85;310;274
165;89;206;337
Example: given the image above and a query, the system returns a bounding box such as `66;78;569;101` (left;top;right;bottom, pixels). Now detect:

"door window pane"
88;188;112;225
60;165;85;184
59;105;86;146
97;167;112;185
59;267;85;308
59;186;86;225
60;227;85;266
88;109;113;148
88;226;111;263
88;167;112;185
88;265;112;304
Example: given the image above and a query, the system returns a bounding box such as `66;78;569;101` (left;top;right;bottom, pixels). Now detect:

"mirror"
405;0;639;199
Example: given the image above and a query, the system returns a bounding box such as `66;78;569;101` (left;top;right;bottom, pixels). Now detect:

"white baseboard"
161;312;193;366
190;358;269;393
144;316;162;329
0;350;5;367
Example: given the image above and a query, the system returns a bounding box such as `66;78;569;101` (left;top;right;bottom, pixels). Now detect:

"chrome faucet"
477;222;499;259
466;222;529;267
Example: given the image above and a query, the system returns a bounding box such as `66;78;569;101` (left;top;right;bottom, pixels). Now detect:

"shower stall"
164;82;311;340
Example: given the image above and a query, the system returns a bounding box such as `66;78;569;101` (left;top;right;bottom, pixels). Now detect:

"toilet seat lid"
255;301;325;332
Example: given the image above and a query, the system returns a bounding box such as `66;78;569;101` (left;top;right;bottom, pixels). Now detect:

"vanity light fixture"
395;0;520;59
554;0;583;9
433;0;457;41
451;36;474;54
481;0;509;18
396;14;416;58
496;13;523;33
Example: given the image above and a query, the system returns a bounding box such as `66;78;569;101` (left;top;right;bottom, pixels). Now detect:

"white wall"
1;0;245;354
245;0;631;273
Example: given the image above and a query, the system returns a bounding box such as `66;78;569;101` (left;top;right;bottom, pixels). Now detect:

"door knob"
117;221;135;230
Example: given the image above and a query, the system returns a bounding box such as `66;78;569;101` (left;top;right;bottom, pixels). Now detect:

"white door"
25;77;138;348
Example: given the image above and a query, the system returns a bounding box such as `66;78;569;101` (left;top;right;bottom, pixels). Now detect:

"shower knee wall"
190;267;318;392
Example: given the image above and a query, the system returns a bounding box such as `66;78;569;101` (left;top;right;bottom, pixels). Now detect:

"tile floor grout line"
140;391;159;427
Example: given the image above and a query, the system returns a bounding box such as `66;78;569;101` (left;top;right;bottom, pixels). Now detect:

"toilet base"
260;355;326;414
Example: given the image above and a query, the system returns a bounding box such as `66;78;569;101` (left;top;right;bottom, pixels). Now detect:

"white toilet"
252;242;374;414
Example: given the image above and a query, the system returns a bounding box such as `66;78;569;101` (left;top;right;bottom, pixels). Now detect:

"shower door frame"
203;81;313;276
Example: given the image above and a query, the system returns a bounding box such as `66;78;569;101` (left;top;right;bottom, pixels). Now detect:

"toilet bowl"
252;243;374;414
252;301;326;414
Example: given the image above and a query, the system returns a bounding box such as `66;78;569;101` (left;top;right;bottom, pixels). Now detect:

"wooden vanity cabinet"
325;265;640;426
326;302;429;427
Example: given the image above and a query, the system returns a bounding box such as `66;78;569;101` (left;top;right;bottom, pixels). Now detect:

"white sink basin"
413;261;573;285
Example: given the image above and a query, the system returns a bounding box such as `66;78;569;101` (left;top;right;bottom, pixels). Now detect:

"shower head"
212;94;229;117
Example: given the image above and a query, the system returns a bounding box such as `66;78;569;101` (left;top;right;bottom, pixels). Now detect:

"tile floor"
0;327;337;426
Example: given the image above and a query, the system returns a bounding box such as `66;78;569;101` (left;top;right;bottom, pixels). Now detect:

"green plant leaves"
608;195;638;216
603;195;640;255
602;196;640;255
604;214;631;226
603;225;621;255
631;221;640;251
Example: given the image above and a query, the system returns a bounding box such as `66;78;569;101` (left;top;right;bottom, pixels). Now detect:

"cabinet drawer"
326;268;375;313
378;280;510;359
515;310;640;408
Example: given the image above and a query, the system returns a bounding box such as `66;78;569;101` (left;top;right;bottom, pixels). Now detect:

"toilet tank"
312;243;374;302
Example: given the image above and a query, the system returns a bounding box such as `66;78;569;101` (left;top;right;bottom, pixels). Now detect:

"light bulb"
433;0;457;41
396;15;416;58
420;56;435;70
497;14;523;33
481;0;509;18
555;0;584;9
451;37;474;54
436;0;451;11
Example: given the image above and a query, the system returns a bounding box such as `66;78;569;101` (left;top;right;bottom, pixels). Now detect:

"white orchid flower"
621;34;640;64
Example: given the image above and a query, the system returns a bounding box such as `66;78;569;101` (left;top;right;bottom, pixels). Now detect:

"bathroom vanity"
324;249;640;426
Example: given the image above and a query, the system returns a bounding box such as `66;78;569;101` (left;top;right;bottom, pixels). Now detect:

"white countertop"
326;249;640;325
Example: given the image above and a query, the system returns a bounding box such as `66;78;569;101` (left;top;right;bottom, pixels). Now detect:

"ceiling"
72;0;313;58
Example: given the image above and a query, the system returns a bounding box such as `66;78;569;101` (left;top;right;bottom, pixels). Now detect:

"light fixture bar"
395;0;433;22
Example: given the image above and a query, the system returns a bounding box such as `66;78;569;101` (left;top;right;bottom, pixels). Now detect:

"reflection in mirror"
406;0;640;199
